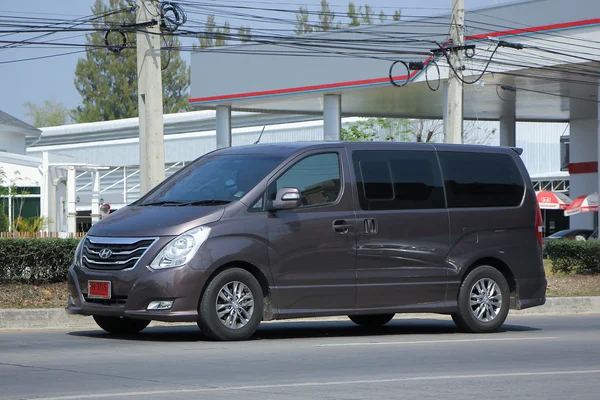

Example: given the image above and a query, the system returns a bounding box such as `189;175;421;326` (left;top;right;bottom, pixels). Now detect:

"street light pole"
445;0;465;144
136;0;165;195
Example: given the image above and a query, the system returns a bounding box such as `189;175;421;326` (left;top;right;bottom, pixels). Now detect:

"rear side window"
438;151;525;208
353;150;445;211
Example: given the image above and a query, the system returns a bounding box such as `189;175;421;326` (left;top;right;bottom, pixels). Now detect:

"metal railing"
0;231;85;239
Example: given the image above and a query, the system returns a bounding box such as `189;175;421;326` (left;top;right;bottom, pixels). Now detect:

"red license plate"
88;281;111;299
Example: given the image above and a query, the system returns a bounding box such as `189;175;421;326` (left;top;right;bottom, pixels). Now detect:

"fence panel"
0;232;85;239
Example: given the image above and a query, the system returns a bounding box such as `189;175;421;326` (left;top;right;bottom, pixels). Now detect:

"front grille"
84;295;128;306
82;237;157;271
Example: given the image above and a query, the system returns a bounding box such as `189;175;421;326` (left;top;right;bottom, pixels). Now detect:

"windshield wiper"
182;200;232;206
140;200;232;207
140;201;187;207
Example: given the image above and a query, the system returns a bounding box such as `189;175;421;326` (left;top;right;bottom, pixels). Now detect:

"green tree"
198;15;232;48
295;6;314;35
0;210;8;232
0;167;8;232
12;216;49;234
237;26;252;43
361;4;374;25
71;0;190;122
342;118;496;144
317;0;337;32
0;169;46;233
23;98;69;127
379;10;387;23
297;1;403;32
347;2;361;27
342;118;412;142
214;21;231;47
196;15;253;48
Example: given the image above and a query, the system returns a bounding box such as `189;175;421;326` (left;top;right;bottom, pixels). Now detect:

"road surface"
1;314;599;399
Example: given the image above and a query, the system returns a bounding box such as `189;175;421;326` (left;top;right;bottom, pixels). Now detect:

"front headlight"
73;237;85;266
150;226;211;269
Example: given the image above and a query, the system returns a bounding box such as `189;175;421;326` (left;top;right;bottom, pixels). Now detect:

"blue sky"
0;0;513;124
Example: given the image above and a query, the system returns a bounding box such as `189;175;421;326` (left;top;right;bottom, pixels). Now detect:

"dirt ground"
0;265;598;309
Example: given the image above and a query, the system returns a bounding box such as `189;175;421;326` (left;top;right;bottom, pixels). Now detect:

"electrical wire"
159;1;188;32
1;0;598;85
497;83;600;104
0;8;130;51
388;60;410;87
425;59;441;91
0;49;85;65
468;10;600;48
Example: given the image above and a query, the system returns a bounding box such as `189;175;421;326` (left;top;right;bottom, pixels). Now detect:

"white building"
5;0;593;236
0;111;42;231
14;109;568;235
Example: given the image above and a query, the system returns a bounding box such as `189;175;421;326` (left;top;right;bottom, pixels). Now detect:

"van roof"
216;141;521;158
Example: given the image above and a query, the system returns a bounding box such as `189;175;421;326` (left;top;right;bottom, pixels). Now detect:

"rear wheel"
348;314;395;327
93;315;150;334
451;266;510;333
197;268;264;341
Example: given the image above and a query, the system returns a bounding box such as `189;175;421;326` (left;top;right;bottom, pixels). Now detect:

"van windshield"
138;154;284;206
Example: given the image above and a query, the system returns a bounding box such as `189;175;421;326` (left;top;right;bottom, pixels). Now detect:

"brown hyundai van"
66;142;546;340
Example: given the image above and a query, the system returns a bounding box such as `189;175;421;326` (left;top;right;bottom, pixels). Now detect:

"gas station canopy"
189;0;600;122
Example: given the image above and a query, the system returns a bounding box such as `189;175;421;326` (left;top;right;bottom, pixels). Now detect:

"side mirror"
269;188;301;211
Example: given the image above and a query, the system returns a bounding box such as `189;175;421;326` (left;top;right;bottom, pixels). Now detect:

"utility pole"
445;0;465;144
137;0;165;195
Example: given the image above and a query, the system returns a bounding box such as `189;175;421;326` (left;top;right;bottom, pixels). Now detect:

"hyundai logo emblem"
98;248;113;259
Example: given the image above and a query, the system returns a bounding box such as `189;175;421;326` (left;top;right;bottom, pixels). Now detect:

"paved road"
1;314;600;400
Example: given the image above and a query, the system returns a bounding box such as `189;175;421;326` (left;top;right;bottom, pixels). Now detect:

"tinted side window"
438;151;525;208
353;150;445;211
275;153;341;207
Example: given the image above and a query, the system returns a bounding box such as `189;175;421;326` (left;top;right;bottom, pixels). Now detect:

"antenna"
254;126;266;144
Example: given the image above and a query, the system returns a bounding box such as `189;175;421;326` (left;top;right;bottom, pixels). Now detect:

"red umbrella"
536;191;572;210
564;193;599;216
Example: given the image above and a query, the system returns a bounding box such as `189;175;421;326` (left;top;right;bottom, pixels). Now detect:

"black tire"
348;313;395;327
93;315;150;334
451;266;510;333
197;268;264;341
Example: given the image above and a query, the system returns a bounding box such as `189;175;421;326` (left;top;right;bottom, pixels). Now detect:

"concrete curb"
1;297;599;331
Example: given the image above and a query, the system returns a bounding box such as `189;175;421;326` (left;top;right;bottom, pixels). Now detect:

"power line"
0;49;85;65
468;10;600;47
0;9;130;51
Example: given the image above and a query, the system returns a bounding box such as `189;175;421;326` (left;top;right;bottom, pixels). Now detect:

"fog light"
147;301;173;310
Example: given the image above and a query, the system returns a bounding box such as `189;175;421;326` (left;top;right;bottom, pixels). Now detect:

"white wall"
569;118;598;229
0;152;42;186
27;120;332;167
27;119;565;178
0;131;26;155
516;122;568;176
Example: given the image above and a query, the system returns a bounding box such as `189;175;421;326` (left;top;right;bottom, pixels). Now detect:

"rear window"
438;151;525;208
353;150;446;211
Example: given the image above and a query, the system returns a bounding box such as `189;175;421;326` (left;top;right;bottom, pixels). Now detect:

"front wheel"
348;313;395;327
451;266;510;333
93;315;150;334
197;268;264;341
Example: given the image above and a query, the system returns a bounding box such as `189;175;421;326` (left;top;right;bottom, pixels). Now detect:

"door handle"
364;218;377;234
332;220;353;234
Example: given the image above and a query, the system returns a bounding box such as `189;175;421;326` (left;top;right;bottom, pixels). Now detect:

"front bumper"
66;262;209;323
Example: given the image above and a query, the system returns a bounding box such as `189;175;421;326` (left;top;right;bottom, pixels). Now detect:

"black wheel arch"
459;257;519;310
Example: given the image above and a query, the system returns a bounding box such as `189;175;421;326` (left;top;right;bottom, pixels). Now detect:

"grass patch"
0;261;598;309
